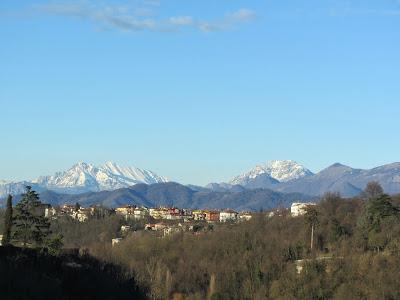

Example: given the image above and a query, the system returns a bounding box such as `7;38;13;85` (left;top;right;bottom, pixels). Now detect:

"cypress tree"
304;206;319;252
1;194;13;246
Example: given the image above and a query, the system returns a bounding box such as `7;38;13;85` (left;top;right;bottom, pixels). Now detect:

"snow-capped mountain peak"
230;160;313;185
31;161;168;194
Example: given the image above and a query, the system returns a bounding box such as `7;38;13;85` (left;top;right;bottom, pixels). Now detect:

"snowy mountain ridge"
0;162;168;197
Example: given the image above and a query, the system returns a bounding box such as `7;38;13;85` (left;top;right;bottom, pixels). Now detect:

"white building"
163;226;182;237
44;207;57;218
121;225;132;233
71;208;91;222
112;238;123;246
219;210;238;222
239;212;252;222
291;202;316;217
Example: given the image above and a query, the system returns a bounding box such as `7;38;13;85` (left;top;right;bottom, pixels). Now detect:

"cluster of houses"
109;208;253;244
143;222;188;238
44;202;315;224
45;204;112;222
111;202;317;244
44;203;253;224
115;205;253;223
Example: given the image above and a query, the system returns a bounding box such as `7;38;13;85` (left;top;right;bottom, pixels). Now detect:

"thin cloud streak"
228;8;257;22
328;4;400;17
33;2;257;33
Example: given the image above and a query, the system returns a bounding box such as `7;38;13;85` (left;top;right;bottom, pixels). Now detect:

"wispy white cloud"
37;2;158;31
192;8;258;32
169;16;193;26
32;2;257;33
227;8;257;22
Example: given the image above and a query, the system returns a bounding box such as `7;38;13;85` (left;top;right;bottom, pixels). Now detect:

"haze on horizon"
1;0;399;185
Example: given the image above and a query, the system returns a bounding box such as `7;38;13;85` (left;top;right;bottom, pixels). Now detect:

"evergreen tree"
358;194;399;251
359;194;398;232
45;233;64;255
13;186;51;247
2;194;13;246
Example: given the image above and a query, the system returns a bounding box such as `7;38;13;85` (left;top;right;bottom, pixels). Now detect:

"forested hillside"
95;192;400;299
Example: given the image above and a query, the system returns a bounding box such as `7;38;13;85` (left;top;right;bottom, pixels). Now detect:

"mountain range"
273;162;400;197
207;160;400;197
208;160;400;197
1;160;400;209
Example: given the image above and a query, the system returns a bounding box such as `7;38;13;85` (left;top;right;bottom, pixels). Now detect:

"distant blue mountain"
4;182;315;212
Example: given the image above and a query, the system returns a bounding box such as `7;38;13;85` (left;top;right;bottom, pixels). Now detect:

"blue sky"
1;0;400;185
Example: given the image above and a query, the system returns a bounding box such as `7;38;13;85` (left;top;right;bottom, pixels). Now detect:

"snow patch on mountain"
230;160;313;185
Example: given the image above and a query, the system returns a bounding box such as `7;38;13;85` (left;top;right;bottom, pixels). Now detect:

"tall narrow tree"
304;206;319;252
2;194;13;246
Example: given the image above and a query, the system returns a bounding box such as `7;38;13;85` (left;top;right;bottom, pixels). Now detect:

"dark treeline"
0;246;146;299
1;182;400;299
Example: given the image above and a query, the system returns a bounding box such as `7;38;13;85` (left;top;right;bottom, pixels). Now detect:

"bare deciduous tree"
364;181;384;199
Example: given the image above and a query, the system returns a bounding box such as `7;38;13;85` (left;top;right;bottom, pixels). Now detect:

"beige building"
115;205;135;216
192;210;206;221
